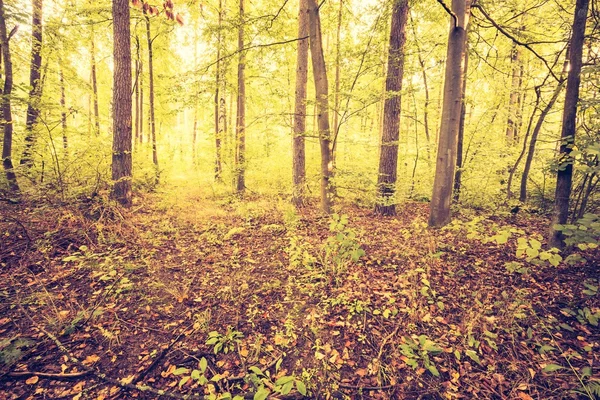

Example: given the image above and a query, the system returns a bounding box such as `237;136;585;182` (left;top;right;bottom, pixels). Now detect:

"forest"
0;0;599;398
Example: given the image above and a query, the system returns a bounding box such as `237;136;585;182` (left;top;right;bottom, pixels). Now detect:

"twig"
133;328;192;384
338;382;394;391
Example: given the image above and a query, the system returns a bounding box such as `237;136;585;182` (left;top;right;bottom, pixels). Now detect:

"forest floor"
1;186;599;400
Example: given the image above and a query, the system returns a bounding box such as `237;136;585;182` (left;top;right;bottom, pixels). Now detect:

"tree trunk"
0;0;19;193
374;0;409;216
145;15;159;182
91;28;100;136
519;81;565;201
506;41;523;143
59;59;67;149
308;0;333;214
235;0;246;193
332;0;342;168
134;35;140;146
428;0;470;227
20;0;43;167
549;0;589;248
214;0;223;182
410;14;431;162
453;36;469;202
292;0;309;206
111;0;132;206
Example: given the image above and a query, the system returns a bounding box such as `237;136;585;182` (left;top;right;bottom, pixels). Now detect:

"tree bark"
20;0;43;167
0;0;19;193
111;0;132;206
549;0;589;248
428;0;470;227
308;0;333;214
374;0;409;216
332;0;342;169
453;36;469;202
145;15;159;182
292;0;309;206
235;0;246;193
410;14;431;162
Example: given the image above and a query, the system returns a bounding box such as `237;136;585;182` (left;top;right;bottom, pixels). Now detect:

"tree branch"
471;4;560;81
436;0;458;28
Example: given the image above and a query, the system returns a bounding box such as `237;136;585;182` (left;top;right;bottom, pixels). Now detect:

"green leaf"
191;369;201;380
179;376;190;387
254;387;270;400
275;375;295;386
427;364;440;377
200;357;208;373
281;380;294;395
529;239;542;250
249;366;263;376
296;380;307;396
172;367;189;376
542;364;564;373
465;350;481;365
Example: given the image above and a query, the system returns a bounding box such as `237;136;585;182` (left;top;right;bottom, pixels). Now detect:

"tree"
506;40;523;143
374;0;409;216
214;0;224;182
292;0;309;207
549;0;590;248
111;0;133;206
453;35;469;202
235;0;246;193
20;0;43;167
144;11;159;182
0;0;19;193
308;0;333;214
428;0;471;227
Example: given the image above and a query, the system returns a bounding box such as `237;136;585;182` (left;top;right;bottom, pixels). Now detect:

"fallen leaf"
25;376;39;385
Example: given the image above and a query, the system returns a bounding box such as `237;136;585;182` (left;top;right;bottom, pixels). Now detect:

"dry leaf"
25;376;39;385
83;354;100;366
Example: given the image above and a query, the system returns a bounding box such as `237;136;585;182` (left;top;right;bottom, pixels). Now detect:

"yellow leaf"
25;376;39;385
356;368;368;377
161;364;176;378
518;393;533;400
120;375;135;385
83;354;100;366
239;347;249;357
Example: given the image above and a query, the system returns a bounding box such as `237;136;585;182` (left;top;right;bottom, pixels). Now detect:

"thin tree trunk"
111;0;133;206
332;0;342;168
145;15;159;182
139;56;143;143
506;42;523;143
549;0;589;247
235;0;246;193
308;0;333;214
374;0;409;216
410;13;431;161
292;0;309;206
59;59;67;149
429;0;470;227
134;35;140;146
91;28;100;136
453;37;469;202
214;0;223;182
0;0;19;193
519;81;565;201
20;0;43;167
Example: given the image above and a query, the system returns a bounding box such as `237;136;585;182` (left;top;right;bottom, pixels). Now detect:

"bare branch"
436;0;458;28
472;4;560;81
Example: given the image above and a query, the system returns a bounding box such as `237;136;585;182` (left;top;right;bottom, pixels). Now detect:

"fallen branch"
338;382;394;391
7;370;90;380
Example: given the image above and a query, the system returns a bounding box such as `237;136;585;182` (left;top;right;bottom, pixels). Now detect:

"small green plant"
555;213;600;248
399;334;443;377
206;327;244;354
321;214;365;278
504;261;530;274
516;237;562;266
246;360;308;399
